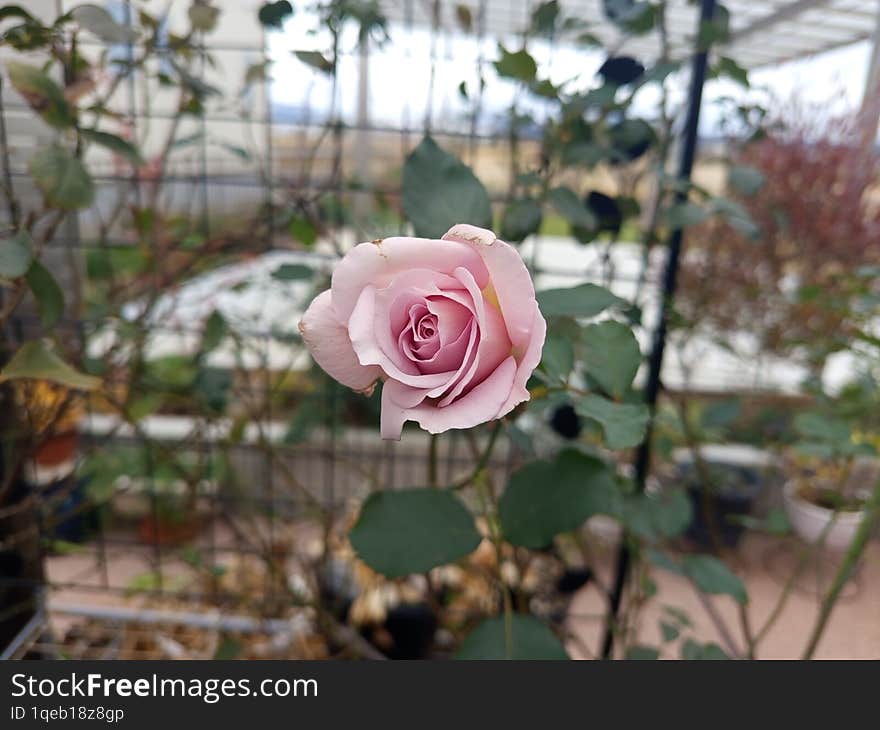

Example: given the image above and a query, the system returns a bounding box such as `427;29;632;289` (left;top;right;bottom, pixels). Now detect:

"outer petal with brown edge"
299;289;382;393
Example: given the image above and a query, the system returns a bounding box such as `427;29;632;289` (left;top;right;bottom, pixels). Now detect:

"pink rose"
299;224;546;439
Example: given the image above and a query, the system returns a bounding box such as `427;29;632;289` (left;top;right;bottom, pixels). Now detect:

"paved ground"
44;530;879;660
567;533;880;659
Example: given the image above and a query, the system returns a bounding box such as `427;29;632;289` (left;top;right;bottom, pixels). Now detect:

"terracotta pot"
34;431;78;467
137;515;203;546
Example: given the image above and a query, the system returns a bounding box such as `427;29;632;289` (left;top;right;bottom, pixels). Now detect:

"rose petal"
399;304;442;362
425;296;472;346
348;285;457;389
451;266;512;386
380;355;517;439
498;302;547;415
410;318;473;374
433;266;511;406
331;237;488;323
299;289;382;393
442;224;537;352
373;269;465;376
385;269;462;334
383;378;434;409
425;297;481;400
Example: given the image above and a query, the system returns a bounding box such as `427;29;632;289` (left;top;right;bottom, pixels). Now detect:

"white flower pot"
782;480;865;551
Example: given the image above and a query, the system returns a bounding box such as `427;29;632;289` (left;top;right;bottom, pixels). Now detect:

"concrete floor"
567;533;880;659
44;529;880;660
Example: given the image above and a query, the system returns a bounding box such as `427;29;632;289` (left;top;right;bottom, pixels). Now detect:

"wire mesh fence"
2;0;661;659
8;0;855;662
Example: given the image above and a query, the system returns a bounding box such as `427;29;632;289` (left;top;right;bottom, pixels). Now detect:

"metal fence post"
601;0;719;659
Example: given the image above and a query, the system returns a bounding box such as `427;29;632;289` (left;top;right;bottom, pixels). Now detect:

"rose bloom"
299;224;546;439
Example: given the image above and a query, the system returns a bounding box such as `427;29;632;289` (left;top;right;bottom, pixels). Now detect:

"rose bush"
299;224;546;439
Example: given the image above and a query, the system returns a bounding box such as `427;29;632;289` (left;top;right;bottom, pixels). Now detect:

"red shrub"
679;111;880;368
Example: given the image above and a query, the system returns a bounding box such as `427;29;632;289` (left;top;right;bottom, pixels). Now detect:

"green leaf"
44;538;86;555
176;65;221;100
0;6;37;23
0;339;100;390
530;0;560;36
26;260;64;328
548;187;596;230
681;639;729;660
500;449;617;548
500;197;542;243
639;61;679;86
662;605;692;628
195;366;232;413
623;4;656;33
576;394;648;449
126;393;164;421
0;231;34;278
529;78;558;99
664;201;708;230
456;615;568;659
81;128;144;166
698;5;730;48
660;621;679;642
764;507;791;536
494;45;537;83
7;62;74;129
506;422;536;459
651;489;693;539
294;50;334;74
188;2;221;32
647;549;683;575
701;398;741;429
619;489;692;540
220;140;252;161
454;4;473;32
713;56;749;88
608;119;655;162
258;1;293;29
602;0;654;33
541;333;574;382
213;637;243;660
402;136;492;238
289;216;317;246
711;197;760;238
30;144;95;210
728;165;764;196
537;283;622;318
271;263;312;281
681;555;747;604
202;310;227;352
244;61;270;86
349;488;481;577
577;84;617;111
626;645;660;660
145;355;198;389
581;320;641;398
733;508;791;536
171;132;205;150
1;17;51;51
561;141;606;168
71;4;138;42
793;411;851;446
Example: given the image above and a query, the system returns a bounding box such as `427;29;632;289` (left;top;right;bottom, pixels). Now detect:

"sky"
268;18;875;139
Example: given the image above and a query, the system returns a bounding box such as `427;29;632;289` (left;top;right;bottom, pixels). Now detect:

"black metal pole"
601;0;718;659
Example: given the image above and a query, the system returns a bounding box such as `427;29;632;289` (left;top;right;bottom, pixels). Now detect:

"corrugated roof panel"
378;0;880;69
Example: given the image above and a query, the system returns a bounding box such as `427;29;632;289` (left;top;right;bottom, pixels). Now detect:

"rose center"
399;305;441;362
394;297;474;373
415;315;437;341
